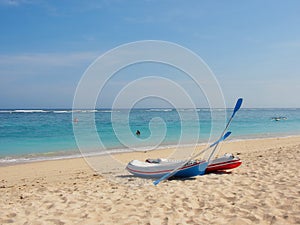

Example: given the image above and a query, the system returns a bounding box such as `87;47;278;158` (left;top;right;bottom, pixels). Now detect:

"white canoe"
126;153;242;178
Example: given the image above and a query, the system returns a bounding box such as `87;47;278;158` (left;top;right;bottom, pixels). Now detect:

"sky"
0;0;299;108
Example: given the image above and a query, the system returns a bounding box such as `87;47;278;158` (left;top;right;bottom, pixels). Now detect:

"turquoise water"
0;108;299;164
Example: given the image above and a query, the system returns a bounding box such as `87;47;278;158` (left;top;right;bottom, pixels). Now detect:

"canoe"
126;153;241;179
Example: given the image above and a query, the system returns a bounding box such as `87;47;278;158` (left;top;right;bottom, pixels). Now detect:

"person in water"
136;130;141;136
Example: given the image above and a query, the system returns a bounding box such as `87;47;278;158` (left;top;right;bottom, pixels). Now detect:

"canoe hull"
126;160;203;178
206;158;242;173
126;153;242;179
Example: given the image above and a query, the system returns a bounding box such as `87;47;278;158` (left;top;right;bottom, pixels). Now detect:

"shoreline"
1;135;300;224
1;134;300;167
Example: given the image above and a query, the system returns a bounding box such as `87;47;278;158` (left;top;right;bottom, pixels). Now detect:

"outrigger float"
126;98;244;185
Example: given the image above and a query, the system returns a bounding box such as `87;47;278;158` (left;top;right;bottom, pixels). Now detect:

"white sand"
1;136;300;224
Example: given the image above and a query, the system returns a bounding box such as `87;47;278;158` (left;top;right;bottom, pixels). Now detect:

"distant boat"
271;116;287;121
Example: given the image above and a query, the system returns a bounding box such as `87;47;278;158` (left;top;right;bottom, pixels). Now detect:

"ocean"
0;108;299;165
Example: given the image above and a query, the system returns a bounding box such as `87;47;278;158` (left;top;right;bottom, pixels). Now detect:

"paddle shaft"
186;131;231;163
207;98;243;162
207;115;234;162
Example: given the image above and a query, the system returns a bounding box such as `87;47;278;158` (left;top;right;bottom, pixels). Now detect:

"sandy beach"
1;136;300;225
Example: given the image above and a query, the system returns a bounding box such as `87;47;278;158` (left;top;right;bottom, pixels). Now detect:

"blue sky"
0;0;299;108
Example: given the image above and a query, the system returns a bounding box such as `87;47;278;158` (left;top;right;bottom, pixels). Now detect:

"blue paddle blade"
153;179;160;186
223;131;232;140
233;98;243;116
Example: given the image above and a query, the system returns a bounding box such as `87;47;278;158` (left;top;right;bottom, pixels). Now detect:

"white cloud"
0;51;100;68
0;0;32;6
0;51;101;93
0;51;101;108
270;40;300;49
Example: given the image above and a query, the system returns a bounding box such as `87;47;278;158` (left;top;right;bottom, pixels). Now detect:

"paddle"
207;98;243;162
153;98;243;186
153;131;232;186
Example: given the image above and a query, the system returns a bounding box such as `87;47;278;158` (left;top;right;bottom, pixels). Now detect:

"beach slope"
1;136;300;224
